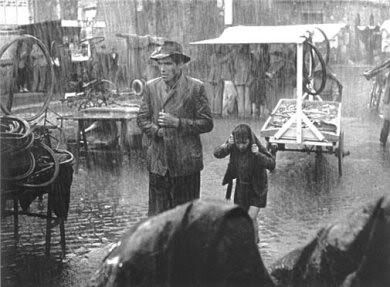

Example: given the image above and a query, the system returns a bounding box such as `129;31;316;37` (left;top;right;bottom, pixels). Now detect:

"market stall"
191;23;346;176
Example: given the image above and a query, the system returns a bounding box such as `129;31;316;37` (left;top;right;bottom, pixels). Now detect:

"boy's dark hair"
232;124;252;145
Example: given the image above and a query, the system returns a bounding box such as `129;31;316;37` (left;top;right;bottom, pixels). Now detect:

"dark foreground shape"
270;195;390;287
89;200;274;287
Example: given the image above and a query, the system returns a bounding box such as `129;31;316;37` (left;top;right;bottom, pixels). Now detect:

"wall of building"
270;0;390;26
0;0;31;25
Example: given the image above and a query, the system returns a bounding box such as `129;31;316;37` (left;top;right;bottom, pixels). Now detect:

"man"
17;41;29;92
31;43;47;92
232;44;255;118
137;40;213;216
380;71;390;146
207;45;224;116
98;44;109;79
251;44;270;118
109;47;119;83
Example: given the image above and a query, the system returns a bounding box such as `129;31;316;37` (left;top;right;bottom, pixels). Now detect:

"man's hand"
158;112;180;128
251;144;259;154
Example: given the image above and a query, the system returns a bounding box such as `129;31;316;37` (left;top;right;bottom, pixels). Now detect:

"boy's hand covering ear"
227;134;234;145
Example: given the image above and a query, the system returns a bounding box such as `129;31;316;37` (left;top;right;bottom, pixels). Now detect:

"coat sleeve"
137;84;160;139
254;141;276;171
178;84;213;135
214;142;232;159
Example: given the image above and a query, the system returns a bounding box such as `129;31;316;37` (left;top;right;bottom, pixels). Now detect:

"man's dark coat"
137;74;213;177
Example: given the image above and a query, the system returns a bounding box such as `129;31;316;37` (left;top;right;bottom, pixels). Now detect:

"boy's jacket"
221;131;275;200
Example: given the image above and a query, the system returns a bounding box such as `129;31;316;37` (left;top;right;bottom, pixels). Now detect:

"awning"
190;23;346;45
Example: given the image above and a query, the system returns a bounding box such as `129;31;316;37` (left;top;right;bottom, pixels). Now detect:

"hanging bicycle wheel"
314;27;330;66
0;34;55;122
303;41;327;96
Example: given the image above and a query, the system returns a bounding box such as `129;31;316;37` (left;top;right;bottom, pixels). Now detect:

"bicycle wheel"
0;35;55;122
303;41;327;96
314;27;330;65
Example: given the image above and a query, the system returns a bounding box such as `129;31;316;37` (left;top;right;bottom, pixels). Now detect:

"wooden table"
60;106;139;172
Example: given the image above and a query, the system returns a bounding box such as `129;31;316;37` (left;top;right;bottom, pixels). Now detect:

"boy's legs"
248;206;260;243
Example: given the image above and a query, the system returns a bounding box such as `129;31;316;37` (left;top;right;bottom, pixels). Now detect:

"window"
0;0;29;25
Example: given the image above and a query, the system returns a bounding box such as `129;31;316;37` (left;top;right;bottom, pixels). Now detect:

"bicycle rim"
0;34;55;122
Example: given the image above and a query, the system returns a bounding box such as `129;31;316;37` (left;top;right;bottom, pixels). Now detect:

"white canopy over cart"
191;23;347;176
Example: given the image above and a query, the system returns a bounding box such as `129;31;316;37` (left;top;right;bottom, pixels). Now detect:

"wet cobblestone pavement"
1;65;390;286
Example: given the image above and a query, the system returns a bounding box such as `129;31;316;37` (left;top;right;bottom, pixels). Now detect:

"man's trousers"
148;171;200;216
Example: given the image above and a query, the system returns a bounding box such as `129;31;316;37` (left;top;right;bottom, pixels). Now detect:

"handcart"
191;23;347;176
261;98;344;176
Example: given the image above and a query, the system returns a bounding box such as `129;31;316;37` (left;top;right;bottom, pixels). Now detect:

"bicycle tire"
0;35;55;122
303;41;327;96
314;27;330;65
18;141;60;188
1;150;36;182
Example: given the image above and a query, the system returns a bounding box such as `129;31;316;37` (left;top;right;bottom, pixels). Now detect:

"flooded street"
1;65;390;286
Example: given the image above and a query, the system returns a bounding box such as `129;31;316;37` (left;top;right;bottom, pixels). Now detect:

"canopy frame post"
296;42;303;144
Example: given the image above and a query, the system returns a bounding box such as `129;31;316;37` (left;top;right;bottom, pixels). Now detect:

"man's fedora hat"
150;40;191;63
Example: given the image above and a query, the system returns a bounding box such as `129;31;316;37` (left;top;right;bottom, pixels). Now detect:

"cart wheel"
337;131;344;177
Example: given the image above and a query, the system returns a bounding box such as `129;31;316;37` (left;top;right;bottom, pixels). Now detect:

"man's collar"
163;71;183;91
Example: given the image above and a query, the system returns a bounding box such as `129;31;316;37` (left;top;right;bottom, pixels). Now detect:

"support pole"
224;0;233;26
296;42;304;144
